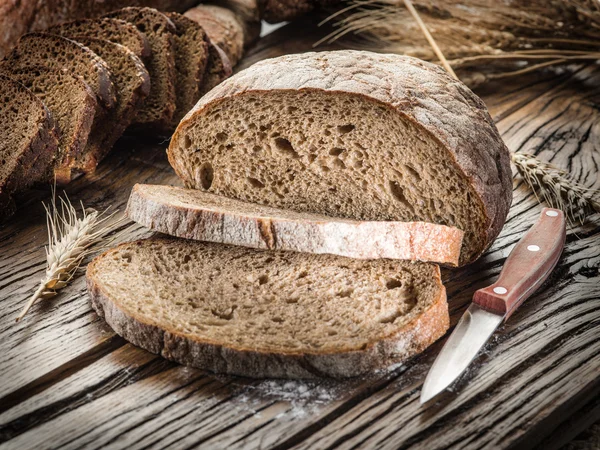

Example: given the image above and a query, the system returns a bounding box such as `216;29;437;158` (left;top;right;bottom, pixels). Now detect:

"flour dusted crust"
87;239;449;378
127;183;464;265
170;51;512;264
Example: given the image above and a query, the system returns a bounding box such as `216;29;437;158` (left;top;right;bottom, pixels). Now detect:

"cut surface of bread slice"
67;37;151;172
168;51;512;265
104;7;177;131
165;12;210;126
47;18;151;61
199;42;232;97
0;75;58;218
127;184;464;265
4;33;116;109
87;237;448;378
0;66;97;183
184;4;245;66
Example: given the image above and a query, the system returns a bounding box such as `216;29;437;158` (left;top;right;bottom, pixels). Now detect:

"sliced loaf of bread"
184;4;245;66
164;13;210;126
47;18;151;62
3;33;116;110
168;51;513;265
0;67;97;183
104;7;177;131
67;37;151;173
0;75;58;218
87;237;448;378
127;184;464;265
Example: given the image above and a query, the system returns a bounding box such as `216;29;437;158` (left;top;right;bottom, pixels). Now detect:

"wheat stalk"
512;153;600;225
16;193;114;322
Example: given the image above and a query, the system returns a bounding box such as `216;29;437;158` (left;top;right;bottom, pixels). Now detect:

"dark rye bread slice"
184;4;245;66
164;13;210;126
127;184;464;265
3;33;116;110
0;75;58;219
200;43;232;97
168;51;513;266
104;7;177;131
0;66;97;183
66;37;151;173
87;237;449;378
47;18;151;61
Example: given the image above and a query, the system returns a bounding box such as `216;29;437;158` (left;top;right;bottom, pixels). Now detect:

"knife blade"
420;207;566;404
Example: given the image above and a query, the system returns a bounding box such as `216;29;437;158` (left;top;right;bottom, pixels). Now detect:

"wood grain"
0;21;598;450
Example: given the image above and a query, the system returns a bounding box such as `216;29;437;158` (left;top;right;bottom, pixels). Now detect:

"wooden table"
1;21;599;450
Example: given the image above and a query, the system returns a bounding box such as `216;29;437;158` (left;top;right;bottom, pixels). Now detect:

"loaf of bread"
168;51;513;265
0;75;58;218
127;183;464;265
87;237;449;378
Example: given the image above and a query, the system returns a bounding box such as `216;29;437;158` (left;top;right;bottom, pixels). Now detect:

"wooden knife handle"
473;208;566;320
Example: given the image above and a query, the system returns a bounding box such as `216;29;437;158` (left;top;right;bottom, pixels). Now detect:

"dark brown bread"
87;237;449;378
127;183;465;265
165;13;210;126
0;75;58;219
209;0;262;47
47;18;151;61
169;51;513;265
0;66;97;183
66;37;151;173
104;7;177;131
0;0;199;59
3;33;116;110
184;4;245;66
200;43;233;97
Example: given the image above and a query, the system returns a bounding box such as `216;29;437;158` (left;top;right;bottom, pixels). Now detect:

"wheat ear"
512;153;600;225
16;193;114;322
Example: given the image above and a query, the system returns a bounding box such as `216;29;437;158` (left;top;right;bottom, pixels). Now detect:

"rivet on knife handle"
473;208;566;320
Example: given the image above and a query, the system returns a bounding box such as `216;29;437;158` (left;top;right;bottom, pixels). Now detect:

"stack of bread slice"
0;4;258;219
87;51;513;379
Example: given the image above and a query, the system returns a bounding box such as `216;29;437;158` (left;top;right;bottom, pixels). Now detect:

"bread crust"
127;183;464;265
170;51;512;264
87;242;448;378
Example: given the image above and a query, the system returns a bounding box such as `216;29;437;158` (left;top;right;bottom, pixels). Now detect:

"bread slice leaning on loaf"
87;237;448;378
127;183;464;265
168;51;513;266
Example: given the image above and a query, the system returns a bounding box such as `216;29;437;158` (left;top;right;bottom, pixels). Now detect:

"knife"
420;207;566;404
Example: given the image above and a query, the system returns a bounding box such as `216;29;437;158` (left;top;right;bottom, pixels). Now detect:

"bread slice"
127;184;464;265
104;7;177;131
87;237;448;378
0;66;97;183
0;75;58;219
200;42;233;97
168;51;513;265
184;4;245;66
164;13;210;126
3;33;116;110
66;37;151;173
47;18;152;62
